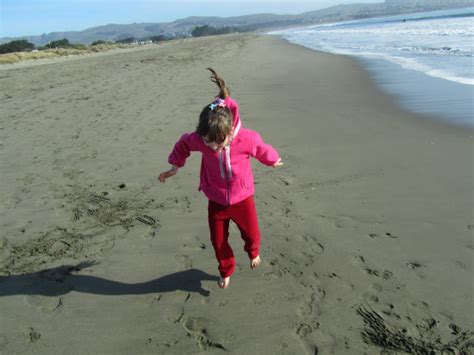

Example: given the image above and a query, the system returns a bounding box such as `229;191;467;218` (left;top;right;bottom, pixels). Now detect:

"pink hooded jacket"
168;97;280;206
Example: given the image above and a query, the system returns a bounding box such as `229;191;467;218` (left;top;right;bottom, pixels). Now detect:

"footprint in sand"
364;268;393;280
368;283;383;293
362;292;380;304
158;333;181;348
352;255;366;266
0;334;8;351
449;323;462;335
368;232;398;239
182;236;206;251
163;305;184;323
453;260;468;271
143;223;160;239
379;304;400;319
465;243;474;251
295;323;336;355
185;242;206;250
174;255;192;271
353;255;395;282
406;262;430;279
136;294;161;306
252;291;276;306
406;261;423;270
134;215;160;239
277;175;295;187
266;258;292;278
27;328;41;343
297;291;323;321
180;317;227;351
25;296;63;314
217;300;228;307
300;234;325;255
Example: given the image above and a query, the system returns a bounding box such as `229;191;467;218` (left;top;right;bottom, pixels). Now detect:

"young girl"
159;68;282;289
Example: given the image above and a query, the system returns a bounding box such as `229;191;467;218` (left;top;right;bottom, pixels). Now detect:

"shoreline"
268;7;474;130
355;56;473;128
277;36;474;129
0;34;472;354
274;36;473;136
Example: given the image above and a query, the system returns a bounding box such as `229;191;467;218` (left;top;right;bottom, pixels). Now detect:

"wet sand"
0;34;472;354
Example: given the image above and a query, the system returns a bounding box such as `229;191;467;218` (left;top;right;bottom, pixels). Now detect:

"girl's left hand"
158;165;178;183
273;158;283;168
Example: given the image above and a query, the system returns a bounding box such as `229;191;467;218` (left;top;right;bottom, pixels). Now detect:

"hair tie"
208;98;226;110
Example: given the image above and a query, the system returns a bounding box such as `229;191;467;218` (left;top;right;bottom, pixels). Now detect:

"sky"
0;0;383;38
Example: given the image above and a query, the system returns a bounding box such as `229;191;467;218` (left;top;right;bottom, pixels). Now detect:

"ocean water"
270;8;474;127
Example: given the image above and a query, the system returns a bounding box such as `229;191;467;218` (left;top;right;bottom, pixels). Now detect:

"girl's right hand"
273;158;283;168
159;165;178;183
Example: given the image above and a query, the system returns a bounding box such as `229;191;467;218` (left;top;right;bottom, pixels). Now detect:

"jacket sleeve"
168;132;200;168
251;132;280;166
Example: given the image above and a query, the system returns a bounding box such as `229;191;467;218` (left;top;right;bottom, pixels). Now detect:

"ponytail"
207;67;230;99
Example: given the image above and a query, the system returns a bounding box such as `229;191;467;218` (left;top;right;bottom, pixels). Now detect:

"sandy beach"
0;34;472;354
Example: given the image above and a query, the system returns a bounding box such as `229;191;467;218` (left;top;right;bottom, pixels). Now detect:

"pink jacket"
168;97;280;206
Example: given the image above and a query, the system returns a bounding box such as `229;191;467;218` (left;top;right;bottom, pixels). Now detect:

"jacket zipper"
218;149;231;206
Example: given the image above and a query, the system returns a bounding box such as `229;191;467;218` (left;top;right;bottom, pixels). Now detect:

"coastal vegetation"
0;25;241;65
0;37;164;65
0;39;35;54
41;38;88;50
0;41;132;64
191;25;240;37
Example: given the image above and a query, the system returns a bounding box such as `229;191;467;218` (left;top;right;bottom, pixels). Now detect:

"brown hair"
207;67;230;99
196;68;233;143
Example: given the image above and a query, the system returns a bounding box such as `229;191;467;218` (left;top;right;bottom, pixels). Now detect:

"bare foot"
218;276;230;289
250;255;261;269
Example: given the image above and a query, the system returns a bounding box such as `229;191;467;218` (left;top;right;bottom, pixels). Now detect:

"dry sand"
0;34;473;354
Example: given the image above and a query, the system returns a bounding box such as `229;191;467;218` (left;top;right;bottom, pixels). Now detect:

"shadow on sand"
0;261;218;297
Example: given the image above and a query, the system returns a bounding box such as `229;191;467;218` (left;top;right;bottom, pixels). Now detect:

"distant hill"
1;0;472;45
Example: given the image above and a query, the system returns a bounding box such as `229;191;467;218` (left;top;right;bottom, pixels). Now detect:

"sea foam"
271;8;474;86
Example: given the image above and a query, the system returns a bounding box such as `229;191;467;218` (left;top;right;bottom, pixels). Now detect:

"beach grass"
0;44;136;64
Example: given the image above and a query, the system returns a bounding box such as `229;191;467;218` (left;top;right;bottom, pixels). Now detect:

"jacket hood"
224;97;241;139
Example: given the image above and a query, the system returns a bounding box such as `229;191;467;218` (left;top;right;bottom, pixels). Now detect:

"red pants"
208;196;261;277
